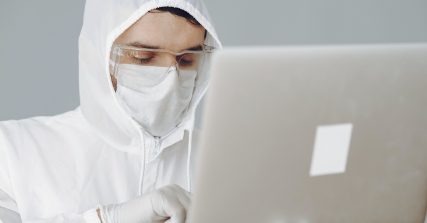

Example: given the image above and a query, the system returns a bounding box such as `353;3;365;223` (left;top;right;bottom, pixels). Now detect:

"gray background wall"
0;0;426;121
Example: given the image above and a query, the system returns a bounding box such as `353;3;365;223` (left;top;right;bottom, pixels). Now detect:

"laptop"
188;44;427;223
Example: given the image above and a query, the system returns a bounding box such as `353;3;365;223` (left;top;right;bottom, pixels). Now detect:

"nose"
163;54;179;68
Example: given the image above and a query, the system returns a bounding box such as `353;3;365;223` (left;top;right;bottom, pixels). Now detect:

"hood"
78;0;222;154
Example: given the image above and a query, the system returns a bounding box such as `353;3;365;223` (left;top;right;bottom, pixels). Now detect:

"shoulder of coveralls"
0;107;93;204
0;121;15;201
0;107;92;153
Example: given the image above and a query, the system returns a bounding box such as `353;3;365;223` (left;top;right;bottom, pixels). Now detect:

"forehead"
115;11;206;52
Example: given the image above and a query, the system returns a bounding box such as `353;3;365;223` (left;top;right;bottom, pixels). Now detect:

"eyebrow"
128;42;203;51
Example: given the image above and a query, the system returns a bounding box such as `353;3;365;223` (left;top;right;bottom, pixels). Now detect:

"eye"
129;51;155;64
135;57;153;64
177;54;195;66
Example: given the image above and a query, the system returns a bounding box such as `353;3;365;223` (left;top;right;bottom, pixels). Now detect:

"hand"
100;184;191;223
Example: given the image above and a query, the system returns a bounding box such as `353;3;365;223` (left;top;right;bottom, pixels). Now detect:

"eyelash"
129;53;154;64
132;56;195;66
134;57;152;64
179;58;193;66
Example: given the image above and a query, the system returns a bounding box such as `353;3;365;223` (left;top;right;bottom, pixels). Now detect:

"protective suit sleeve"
0;186;21;223
19;209;101;223
0;128;21;223
0;129;101;223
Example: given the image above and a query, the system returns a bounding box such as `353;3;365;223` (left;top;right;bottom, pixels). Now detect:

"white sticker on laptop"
310;123;353;177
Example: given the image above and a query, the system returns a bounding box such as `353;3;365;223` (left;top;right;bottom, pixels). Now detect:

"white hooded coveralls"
0;0;222;222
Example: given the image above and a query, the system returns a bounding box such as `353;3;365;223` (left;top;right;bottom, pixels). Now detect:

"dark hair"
153;7;202;26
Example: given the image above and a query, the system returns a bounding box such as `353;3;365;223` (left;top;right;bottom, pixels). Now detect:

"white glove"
100;184;191;223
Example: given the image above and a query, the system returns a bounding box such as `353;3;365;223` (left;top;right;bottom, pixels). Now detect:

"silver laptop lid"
189;44;427;223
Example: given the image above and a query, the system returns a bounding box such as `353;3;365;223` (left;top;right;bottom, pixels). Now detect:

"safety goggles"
110;44;215;77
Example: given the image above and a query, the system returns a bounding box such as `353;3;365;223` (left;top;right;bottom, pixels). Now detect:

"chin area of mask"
115;65;197;137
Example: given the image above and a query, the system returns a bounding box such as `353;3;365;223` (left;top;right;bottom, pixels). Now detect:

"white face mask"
115;64;197;137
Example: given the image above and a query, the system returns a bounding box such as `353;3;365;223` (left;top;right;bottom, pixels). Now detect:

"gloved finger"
161;202;186;223
166;206;186;223
153;186;187;221
165;187;188;223
163;184;190;211
169;185;191;210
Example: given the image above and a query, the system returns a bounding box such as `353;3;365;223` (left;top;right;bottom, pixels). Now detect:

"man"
0;0;222;222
